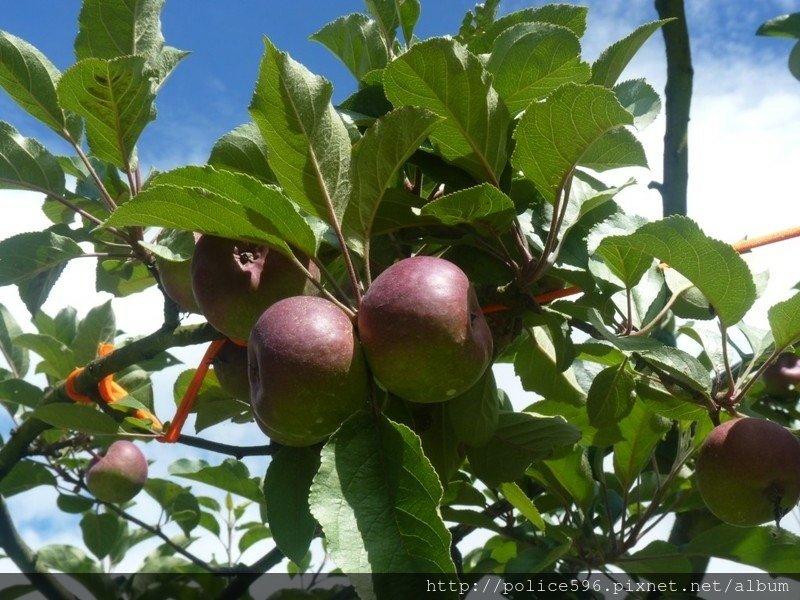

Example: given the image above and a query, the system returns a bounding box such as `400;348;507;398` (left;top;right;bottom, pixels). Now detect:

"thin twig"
176;434;274;458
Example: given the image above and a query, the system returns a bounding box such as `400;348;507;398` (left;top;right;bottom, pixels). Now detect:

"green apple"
85;441;148;504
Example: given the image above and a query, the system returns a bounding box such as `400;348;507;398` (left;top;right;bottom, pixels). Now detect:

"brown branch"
175;434;275;458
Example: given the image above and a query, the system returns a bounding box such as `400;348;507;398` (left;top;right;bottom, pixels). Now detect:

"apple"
191;235;319;343
357;256;493;403
248;296;369;446
85;441;148;504
212;340;250;400
695;417;800;526
153;229;201;313
762;352;800;399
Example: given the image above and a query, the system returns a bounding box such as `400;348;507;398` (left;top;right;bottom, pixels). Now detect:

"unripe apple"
248;296;369;446
191;235;319;343
212;340;250;400
153;230;201;313
762;353;800;399
85;441;148;504
358;256;493;403
696;417;800;526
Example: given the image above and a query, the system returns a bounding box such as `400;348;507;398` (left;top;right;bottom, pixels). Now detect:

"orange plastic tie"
159;339;227;443
64;367;93;404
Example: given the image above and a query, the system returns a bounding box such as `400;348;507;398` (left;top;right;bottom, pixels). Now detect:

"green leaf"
527;446;595;512
37;545;101;573
309;412;456;599
106;166;317;257
466;412;581;487
238;524;271;553
590;20;670;87
81;512;122;560
17;263;67;317
57;494;95;514
637;344;712;395
615;79;661;129
311;14;389;82
514;327;586;406
613;401;670;489
416;403;464;486
15;333;75;379
72;301;116;366
75;0;187;86
264;446;320;564
58;56;156;169
685;524;800;572
499;482;545;531
616;540;692;573
0;230;83;287
788;41;800;81
397;0;420;45
169;458;265;505
768;291;800;351
169;491;200;536
0;379;41;408
250;37;351;224
0;31;81;138
343;106;439;251
757;13;800;38
512;83;634;202
0;304;28;377
208;122;276;184
601;216;757;326
31;403;119;435
485;22;590;114
586;364;636;428
594;234;653;288
0;460;56;496
0;121;65;196
445;370;499;447
96;258;154;297
579;127;647;172
384;38;510;185
468;5;588;54
420;183;516;235
363;0;418;46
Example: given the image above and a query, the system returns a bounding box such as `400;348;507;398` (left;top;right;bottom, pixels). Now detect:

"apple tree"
1;1;800;598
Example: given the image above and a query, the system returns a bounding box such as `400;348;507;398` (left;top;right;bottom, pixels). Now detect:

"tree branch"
214;547;284;600
176;434;275;458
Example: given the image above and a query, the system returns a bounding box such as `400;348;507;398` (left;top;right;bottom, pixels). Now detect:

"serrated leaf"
75;0;186;87
384;38;510;185
58;56;156;169
343;106;439;251
685;524;800;572
0;379;41;408
499;482;545;530
309;412;456;600
72;301;115;366
468;5;588;54
485;22;590;114
0;460;56;496
106;166;317;256
96;258;154;297
616;540;692;573
512;83;634;202
601;216;757;326
586;364;636;428
169;458;264;505
613;401;670;489
467;411;581;487
768;291;800;351
170;491;200;536
0;229;83;287
397;0;420;45
15;333;75;379
757;13;800;38
238;524;270;553
614;79;661;129
0;122;65;196
17;263;66;317
250;37;351;224
0;31;81;139
208;122;276;184
579;127;647;171
445;370;499;447
595;235;653;288
81;513;122;560
363;0;419;46
527;446;594;512
37;545;101;574
0;304;28;377
420;183;516;235
264;446;320;564
514;328;586;405
31;403;119;435
637;344;712;395
311;14;389;82
590;20;670;88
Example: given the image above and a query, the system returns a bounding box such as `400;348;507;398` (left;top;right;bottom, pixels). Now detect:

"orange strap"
64;343;163;431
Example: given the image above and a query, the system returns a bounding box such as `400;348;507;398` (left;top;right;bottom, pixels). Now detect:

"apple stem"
160;339;227;443
290;254;356;319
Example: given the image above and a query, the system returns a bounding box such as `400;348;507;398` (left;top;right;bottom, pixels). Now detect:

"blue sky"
2;0;800;575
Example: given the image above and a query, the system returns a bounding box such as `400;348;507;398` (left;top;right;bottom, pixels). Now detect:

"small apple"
191;235;319;343
696;417;800;526
85;441;148;504
212;340;250;400
248;296;369;446
152;230;201;313
762;353;800;399
357;256;493;403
